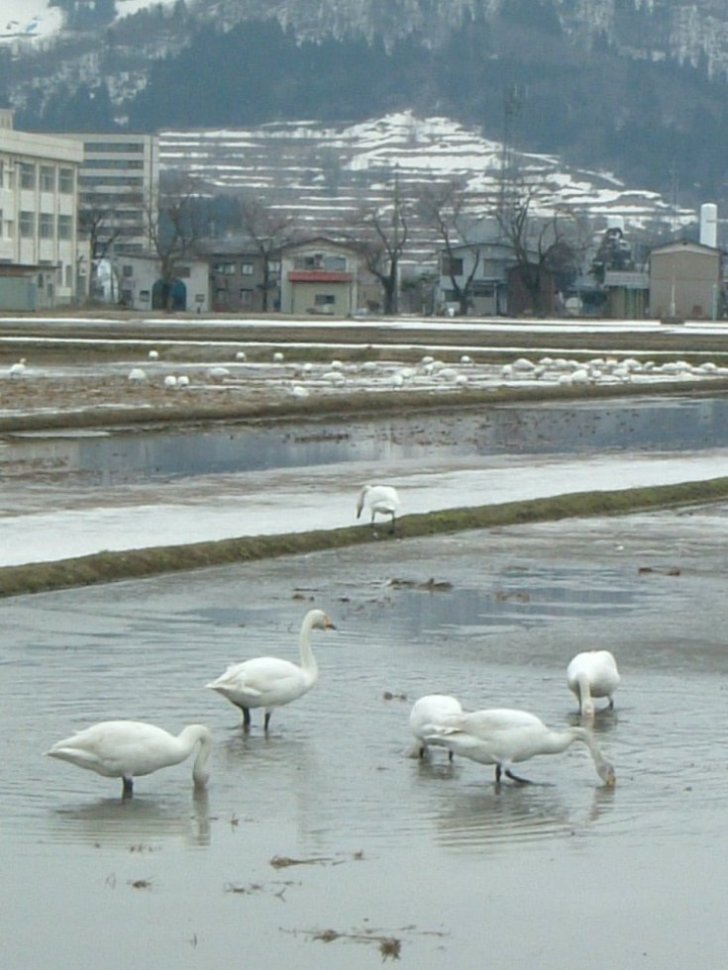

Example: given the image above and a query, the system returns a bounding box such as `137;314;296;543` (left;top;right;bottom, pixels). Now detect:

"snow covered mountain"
3;1;728;202
160;111;696;274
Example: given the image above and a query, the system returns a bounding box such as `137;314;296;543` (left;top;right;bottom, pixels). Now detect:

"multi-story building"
279;238;363;316
199;239;281;313
69;132;159;260
0;108;85;309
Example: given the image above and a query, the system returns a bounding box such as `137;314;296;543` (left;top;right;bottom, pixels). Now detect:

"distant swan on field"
567;650;621;717
424;708;615;786
356;484;400;533
408;694;463;760
9;357;26;378
206;608;336;731
46;720;212;799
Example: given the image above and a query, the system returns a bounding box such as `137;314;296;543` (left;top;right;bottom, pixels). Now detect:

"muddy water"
2;510;728;968
4;394;728;487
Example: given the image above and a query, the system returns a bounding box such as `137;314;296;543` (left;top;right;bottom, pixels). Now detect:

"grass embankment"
3;477;727;599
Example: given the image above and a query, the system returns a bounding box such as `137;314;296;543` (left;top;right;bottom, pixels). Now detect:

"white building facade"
0;109;85;308
118;253;209;313
71;132;159;258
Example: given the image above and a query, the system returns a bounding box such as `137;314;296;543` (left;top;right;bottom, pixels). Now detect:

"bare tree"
149;172;209;310
78;206;122;298
419;179;484;316
498;185;580;316
350;170;409;316
238;197;297;311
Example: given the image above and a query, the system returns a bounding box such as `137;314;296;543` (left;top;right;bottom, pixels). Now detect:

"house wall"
437;244;511;316
280;241;359;315
208;253;279;312
0;276;36;311
649;248;721;320
119;256;209;312
0;113;84;305
290;280;351;316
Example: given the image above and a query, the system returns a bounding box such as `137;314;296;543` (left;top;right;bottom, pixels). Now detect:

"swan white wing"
457;709;546;735
207;657;314;708
47;721;179;777
409;695;462;738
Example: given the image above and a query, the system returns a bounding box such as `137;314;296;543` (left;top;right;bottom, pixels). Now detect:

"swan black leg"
239;706;251;731
264;710;272;732
505;768;533;784
122;776;133;799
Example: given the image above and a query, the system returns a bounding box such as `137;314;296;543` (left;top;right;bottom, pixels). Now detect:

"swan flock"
46;600;618;796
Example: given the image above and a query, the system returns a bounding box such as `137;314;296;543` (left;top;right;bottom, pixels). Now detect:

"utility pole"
498;84;522;218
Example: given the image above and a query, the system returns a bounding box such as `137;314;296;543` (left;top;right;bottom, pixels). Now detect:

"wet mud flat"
2;510;728;968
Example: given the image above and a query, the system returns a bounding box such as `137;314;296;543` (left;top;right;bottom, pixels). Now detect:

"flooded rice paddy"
2;513;728;968
4;393;728;488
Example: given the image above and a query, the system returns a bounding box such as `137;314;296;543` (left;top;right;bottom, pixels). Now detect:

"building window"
79;175;143;187
177;266;190;278
239;288;253;307
59;168;75;193
65;264;72;287
84;141;146;153
269;260;281;272
40;166;56;191
212;261;236;275
58;215;73;240
241;262;254;275
39;213;54;239
314;293;336;306
122;264;134;277
19;211;34;238
441;256;464;276
19;163;35;189
81;159;144;170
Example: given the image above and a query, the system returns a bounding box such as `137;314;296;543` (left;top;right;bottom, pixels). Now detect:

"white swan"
46;720;212;798
9;357;27;378
356;484;400;532
408;694;463;759
567;650;621;717
424;708;615;786
206;608;336;731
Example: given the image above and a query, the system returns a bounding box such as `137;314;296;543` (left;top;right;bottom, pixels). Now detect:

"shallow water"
2;513;727;968
4;395;728;487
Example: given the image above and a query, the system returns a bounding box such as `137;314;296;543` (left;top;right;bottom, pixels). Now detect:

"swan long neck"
576;674;594;715
179;725;213;788
298;615;319;678
569;727;613;781
540;729;582;756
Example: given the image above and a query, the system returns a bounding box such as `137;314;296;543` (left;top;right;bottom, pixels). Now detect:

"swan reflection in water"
428;776;616;852
49;787;211;848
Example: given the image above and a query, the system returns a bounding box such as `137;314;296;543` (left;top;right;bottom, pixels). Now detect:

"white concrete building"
0;108;85;308
69;133;159;259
